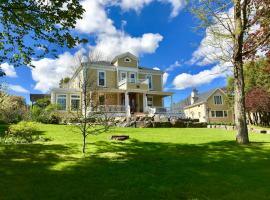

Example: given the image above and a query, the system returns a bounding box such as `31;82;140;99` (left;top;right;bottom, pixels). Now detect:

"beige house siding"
206;90;233;123
116;57;138;67
87;68;117;89
153;95;163;107
138;73;162;91
184;103;207;122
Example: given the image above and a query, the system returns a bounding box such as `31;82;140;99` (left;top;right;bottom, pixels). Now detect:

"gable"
207;89;226;105
112;52;138;68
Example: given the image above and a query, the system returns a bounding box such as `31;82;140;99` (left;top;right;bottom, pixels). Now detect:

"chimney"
191;88;198;104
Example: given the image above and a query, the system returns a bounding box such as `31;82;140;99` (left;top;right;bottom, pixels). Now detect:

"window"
130;73;136;83
146;75;153;90
57;95;67;111
216;111;224;117
214;95;223;104
98;71;105;86
99;95;105;105
211;110;227;118
71;95;80;111
147;96;153;107
120;72;127;81
124;57;131;62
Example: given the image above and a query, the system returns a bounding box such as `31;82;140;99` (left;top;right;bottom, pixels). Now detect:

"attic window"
124;57;131;62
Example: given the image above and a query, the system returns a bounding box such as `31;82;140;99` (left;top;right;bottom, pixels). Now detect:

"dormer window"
124;57;131;62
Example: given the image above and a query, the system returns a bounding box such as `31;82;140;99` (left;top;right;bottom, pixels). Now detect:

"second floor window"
146;75;152;90
214;95;223;104
98;71;105;86
130;73;136;83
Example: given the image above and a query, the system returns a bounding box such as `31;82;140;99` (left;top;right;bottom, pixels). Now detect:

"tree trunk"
233;0;249;144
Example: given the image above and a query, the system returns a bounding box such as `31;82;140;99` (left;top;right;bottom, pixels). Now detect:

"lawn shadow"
1;139;270;200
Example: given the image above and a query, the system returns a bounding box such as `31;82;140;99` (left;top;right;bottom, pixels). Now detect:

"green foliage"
0;1;86;73
31;103;60;124
1;121;47;144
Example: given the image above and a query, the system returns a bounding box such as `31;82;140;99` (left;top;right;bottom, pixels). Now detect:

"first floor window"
99;95;105;105
216;111;224;117
71;95;80;111
98;71;105;86
211;110;228;118
57;95;67;110
211;111;215;117
147;96;153;107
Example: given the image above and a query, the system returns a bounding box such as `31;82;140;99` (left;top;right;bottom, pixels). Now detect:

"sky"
1;0;232;106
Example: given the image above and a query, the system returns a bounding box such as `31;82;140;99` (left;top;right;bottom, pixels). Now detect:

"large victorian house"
49;52;180;117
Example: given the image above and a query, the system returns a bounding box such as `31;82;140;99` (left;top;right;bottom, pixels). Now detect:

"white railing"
118;78;149;87
148;106;185;115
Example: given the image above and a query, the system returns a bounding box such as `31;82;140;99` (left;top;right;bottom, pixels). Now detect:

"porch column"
125;92;130;117
143;93;147;112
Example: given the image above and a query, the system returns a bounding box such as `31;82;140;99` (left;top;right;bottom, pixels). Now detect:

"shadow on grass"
1;139;270;200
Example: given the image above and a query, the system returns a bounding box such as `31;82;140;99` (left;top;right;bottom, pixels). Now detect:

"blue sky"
1;0;230;105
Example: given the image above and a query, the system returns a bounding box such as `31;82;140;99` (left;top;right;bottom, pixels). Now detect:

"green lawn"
1;124;270;200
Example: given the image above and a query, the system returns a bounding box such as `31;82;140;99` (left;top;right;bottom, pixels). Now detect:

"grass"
1;124;270;200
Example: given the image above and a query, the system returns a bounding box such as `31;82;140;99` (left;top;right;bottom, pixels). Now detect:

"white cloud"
173;63;231;90
9;84;29;93
90;32;163;58
153;67;160;70
1;63;17;77
31;51;83;93
166;60;181;71
118;0;185;18
163;72;169;85
189;8;234;66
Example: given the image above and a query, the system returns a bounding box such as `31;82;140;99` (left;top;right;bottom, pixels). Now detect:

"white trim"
70;94;81;111
117;66;139;72
97;70;106;87
89;65;116;71
129;72;136;83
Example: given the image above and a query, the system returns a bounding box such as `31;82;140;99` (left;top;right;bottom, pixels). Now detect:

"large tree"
191;0;269;144
0;0;86;75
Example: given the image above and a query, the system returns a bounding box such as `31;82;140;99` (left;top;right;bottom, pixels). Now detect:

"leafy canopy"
0;0;86;76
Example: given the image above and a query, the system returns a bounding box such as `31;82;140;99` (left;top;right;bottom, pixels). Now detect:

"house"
50;52;182;117
173;88;234;123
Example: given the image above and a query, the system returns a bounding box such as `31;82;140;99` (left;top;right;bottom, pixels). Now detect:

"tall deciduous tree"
0;0;86;76
190;0;269;144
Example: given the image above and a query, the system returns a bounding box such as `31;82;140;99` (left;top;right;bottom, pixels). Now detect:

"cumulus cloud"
9;84;29;93
166;60;182;71
91;32;163;58
163;72;169;85
0;63;17;77
119;0;185;18
173;63;231;90
153;67;160;70
31;51;83;93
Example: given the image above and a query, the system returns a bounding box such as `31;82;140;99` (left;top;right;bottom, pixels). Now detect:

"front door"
129;93;136;114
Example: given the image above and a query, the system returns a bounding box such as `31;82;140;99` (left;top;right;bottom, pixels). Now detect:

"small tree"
70;51;114;154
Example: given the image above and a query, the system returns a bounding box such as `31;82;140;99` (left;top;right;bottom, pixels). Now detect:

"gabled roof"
111;52;138;63
174;88;227;109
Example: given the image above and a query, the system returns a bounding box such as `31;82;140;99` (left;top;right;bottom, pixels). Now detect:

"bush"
152;122;172;128
1;121;48;144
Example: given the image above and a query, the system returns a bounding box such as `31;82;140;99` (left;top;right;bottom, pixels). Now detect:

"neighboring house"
173;88;234;123
49;52;181;117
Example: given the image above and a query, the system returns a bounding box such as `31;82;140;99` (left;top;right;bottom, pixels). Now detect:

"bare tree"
190;0;269;144
69;51;114;153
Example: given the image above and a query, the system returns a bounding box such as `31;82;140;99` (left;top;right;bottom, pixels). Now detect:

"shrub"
152;122;172;128
1;121;48;144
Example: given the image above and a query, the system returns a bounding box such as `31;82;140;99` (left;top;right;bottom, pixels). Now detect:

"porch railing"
118;78;149;88
147;106;184;115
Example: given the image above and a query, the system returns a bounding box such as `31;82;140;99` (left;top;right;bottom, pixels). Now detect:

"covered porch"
90;88;176;117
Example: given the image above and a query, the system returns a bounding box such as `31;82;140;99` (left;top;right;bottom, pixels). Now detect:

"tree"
70;51;114;154
245;87;270;126
190;0;269;144
0;0;86;75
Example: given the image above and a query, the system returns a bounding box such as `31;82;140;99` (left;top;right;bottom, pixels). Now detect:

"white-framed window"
214;95;223;104
146;75;153;90
98;70;106;87
129;73;136;83
124;57;131;62
57;94;67;111
147;96;153;107
211;110;228;118
120;71;127;81
71;95;80;111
